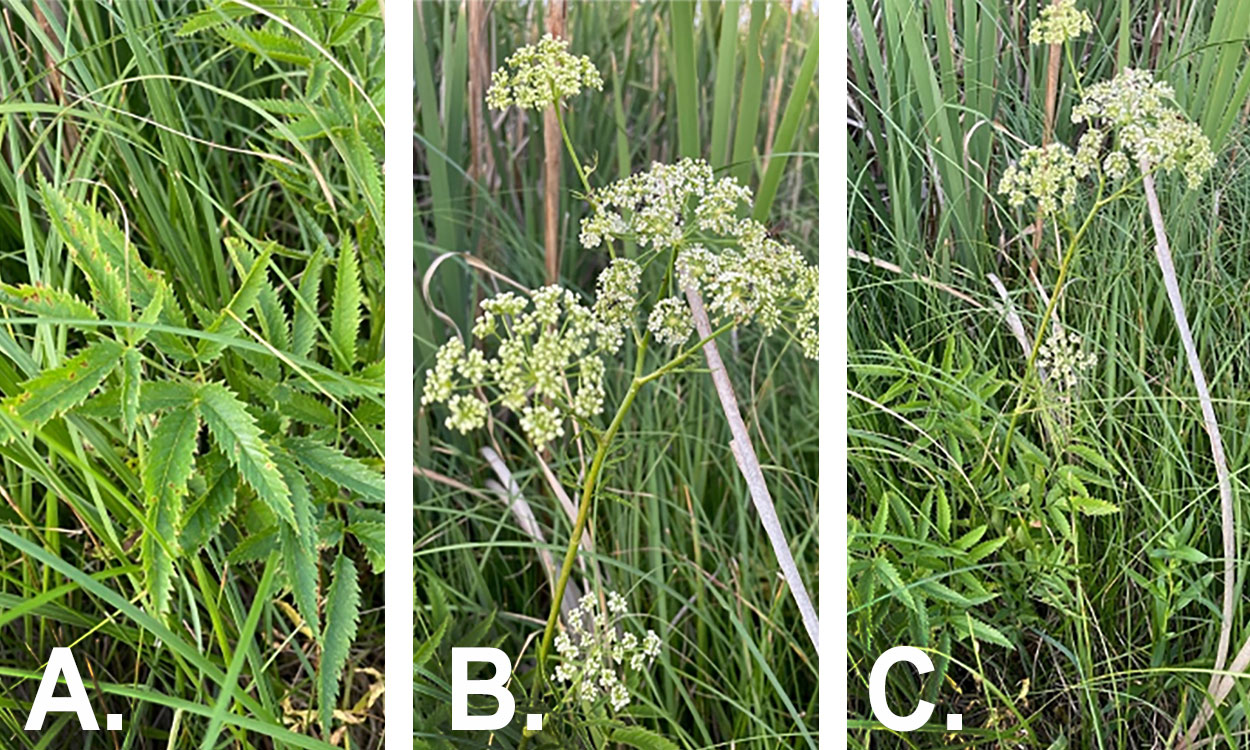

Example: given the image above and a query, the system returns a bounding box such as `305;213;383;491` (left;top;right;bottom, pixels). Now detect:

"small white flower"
607;590;627;614
647;297;694;347
610;683;630;711
445;394;487;433
486;33;603;111
1028;0;1093;45
1038;326;1097;391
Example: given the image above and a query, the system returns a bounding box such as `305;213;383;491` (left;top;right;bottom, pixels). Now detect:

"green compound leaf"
347;521;384;574
120;348;142;436
1065;495;1121;517
0;283;98;321
320;554;360;731
292;249;326;359
288;436;383;503
175;4;251;36
198;382;293;526
2;338;123;430
216;25;314;67
141;403;200;615
180;456;237;551
276;452;320;640
330;240;362;370
198;241;273;362
610;727;680;750
341;127;383;225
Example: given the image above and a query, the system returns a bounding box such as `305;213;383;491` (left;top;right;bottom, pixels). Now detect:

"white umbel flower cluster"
1072;68;1215;189
486;33;603;111
1038;326;1097;390
1028;0;1093;45
552;591;661;713
420;286;610;449
580;158;819;359
1000;69;1214;214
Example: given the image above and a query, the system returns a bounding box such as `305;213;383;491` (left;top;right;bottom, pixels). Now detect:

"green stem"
526;336;650;708
638;320;736;386
555;104;593;198
998;179;1131;468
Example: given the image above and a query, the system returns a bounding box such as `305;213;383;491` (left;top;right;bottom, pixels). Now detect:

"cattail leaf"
0;283;97;321
198;382;293;526
330;238;363;370
288;436;383;502
610;727;680;750
319;554;360;731
2;338;123;429
276;451;320;639
141;404;200;615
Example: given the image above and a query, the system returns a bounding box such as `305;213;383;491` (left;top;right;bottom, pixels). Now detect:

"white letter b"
451;647;515;730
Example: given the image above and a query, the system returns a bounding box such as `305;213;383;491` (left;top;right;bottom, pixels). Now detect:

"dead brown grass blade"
543;0;567;284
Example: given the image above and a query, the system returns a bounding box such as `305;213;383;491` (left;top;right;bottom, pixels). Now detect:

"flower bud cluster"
1038;326;1097;390
998;143;1080;216
420;286;610;449
486;33;603;111
1028;0;1093;45
552;591;661;713
581;158;819;359
1072;68;1214;189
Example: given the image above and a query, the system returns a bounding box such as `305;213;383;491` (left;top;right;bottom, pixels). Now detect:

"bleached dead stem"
684;287;820;649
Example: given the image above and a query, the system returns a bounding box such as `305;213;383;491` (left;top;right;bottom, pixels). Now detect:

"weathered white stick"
684;286;820;649
1137;164;1237;748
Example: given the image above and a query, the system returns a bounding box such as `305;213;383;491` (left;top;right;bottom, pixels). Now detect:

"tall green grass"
849;1;1250;746
416;2;819;747
0;2;384;747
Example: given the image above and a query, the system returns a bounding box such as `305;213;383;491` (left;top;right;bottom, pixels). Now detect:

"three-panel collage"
0;0;822;748
21;0;1250;749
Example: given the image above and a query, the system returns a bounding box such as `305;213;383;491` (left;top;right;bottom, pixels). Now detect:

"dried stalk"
683;286;819;649
1135;162;1238;747
542;0;567;283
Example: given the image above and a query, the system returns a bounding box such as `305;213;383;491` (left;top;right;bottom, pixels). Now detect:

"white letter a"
25;648;99;731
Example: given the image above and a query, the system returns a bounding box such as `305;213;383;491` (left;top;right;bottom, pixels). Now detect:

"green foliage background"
416;2;819;748
849;0;1250;747
0;2;384;747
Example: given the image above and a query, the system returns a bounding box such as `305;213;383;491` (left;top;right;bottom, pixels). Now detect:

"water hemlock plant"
421;33;818;745
850;1;1250;745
